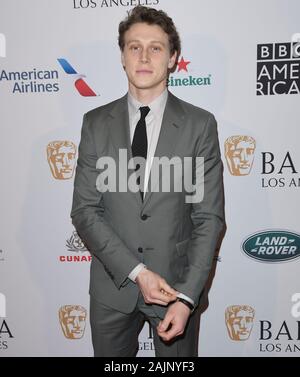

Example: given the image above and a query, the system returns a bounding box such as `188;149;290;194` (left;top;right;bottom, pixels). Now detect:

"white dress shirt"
128;88;167;196
126;89;194;307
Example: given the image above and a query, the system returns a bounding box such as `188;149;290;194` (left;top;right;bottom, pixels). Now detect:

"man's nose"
140;48;150;63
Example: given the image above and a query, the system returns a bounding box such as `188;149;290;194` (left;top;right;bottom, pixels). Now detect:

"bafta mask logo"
66;231;88;252
0;292;6;318
59;305;87;339
225;136;256;176
225;305;255;341
47;141;77;180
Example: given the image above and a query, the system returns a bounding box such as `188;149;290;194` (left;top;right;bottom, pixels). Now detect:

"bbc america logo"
256;34;300;95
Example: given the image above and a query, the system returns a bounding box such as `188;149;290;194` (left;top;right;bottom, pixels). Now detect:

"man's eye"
152;46;161;52
130;46;140;51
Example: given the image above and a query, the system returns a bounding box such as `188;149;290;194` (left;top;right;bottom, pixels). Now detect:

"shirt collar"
127;88;168;118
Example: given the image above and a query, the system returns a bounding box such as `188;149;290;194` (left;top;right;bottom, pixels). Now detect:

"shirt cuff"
177;292;195;306
128;263;147;282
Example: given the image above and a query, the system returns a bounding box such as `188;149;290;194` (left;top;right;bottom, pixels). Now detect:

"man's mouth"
136;69;152;74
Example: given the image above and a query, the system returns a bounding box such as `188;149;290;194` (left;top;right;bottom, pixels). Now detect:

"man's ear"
121;51;125;69
168;51;177;70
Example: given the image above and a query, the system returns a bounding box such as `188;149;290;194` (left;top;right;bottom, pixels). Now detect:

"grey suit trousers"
90;292;200;357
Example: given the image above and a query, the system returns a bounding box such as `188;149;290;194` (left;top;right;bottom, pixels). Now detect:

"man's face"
48;144;76;180
61;309;86;339
121;22;177;94
229;309;254;340
226;140;255;176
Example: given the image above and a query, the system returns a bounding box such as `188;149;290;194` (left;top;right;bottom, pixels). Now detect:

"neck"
128;84;166;105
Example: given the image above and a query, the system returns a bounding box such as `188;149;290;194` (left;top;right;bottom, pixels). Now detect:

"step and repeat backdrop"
0;0;299;357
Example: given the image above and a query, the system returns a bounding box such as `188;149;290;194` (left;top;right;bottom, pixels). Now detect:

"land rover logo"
242;231;300;262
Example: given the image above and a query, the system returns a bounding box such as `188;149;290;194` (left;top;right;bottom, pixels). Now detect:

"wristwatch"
176;297;195;313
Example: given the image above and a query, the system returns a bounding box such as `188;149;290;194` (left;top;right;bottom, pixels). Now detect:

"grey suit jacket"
71;91;225;318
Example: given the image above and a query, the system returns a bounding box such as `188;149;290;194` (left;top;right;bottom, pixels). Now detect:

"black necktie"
131;106;150;200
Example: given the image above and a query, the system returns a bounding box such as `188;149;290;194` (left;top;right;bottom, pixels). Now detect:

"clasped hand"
136;268;191;342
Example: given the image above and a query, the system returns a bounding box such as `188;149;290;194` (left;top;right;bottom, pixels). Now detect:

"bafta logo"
225;136;256;176
47;141;77;180
59;305;87;339
225;305;255;341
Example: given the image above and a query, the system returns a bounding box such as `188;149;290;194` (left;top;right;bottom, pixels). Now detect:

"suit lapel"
108;94;143;207
142;92;186;210
107;92;186;209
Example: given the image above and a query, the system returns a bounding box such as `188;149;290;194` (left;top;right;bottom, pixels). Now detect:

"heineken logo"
242;230;300;262
168;56;212;87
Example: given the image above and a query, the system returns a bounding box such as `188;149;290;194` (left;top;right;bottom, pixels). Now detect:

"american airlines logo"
57;58;99;97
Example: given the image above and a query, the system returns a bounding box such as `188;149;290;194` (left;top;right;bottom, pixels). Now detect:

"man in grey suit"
71;5;224;357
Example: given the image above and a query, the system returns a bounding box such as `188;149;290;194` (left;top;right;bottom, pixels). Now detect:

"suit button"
138;247;143;253
141;214;148;221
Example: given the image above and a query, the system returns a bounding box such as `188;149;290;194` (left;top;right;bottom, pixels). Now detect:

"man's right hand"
135;268;178;306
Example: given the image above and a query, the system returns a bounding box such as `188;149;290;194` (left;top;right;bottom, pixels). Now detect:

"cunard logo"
59;231;91;262
66;231;88;252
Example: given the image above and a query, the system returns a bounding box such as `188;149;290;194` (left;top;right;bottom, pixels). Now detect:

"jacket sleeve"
71;113;140;289
173;113;225;307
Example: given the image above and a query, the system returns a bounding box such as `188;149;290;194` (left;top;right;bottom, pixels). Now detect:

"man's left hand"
157;301;191;342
